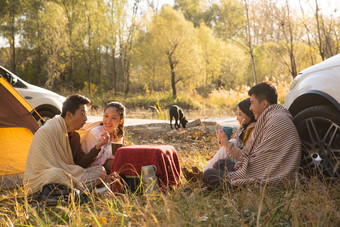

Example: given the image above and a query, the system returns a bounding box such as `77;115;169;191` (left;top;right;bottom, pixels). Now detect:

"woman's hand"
96;131;110;150
217;129;230;147
239;118;245;129
234;162;241;170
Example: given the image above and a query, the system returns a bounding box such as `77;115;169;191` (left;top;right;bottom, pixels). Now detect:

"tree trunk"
286;0;297;78
97;49;102;94
299;0;315;66
315;0;325;60
112;47;117;95
171;70;176;98
62;0;74;89
37;44;42;85
87;54;91;94
86;3;92;94
244;0;257;84
10;2;16;74
249;51;257;84
124;68;130;94
168;54;177;98
34;0;42;86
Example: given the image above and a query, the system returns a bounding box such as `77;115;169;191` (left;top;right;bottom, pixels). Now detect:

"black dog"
169;105;188;129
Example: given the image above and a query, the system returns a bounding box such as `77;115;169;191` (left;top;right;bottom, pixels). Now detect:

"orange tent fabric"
0;77;39;189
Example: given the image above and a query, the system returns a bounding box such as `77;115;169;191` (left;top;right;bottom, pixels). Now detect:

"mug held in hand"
222;126;233;140
111;142;123;155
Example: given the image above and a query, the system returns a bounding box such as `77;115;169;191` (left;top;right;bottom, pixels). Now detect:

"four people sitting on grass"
24;81;302;196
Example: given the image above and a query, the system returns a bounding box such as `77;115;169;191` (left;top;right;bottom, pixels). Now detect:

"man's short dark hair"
61;94;90;118
248;82;277;105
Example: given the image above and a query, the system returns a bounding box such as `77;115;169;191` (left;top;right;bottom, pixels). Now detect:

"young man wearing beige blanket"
24;94;109;195
203;82;301;187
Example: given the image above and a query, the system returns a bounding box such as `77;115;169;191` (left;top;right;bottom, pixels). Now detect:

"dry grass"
1;124;339;226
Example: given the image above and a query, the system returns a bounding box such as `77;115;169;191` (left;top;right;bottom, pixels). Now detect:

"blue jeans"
202;159;236;186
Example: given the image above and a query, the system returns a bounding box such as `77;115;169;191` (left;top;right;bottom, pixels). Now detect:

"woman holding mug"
182;98;256;183
81;101;125;174
202;98;256;185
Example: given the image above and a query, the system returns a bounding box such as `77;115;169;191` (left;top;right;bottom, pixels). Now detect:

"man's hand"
95;131;110;150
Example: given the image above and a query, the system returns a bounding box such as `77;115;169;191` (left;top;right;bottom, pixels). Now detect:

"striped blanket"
228;104;301;187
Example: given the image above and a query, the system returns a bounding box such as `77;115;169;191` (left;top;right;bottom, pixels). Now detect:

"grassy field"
1;80;339;226
1;124;339;226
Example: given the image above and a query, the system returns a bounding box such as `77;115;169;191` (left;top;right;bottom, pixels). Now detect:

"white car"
285;54;340;178
0;65;66;126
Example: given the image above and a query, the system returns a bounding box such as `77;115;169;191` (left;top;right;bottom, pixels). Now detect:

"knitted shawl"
23;115;85;194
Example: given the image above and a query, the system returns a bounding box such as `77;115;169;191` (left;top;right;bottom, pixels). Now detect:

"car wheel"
293;105;340;178
34;110;56;126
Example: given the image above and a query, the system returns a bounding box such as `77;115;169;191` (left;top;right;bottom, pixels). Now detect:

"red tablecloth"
110;145;181;192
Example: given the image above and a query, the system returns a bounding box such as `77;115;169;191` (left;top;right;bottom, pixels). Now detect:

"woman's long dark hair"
104;101;125;138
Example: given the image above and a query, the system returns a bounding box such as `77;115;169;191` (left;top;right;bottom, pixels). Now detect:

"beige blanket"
24;115;86;194
228;104;301;186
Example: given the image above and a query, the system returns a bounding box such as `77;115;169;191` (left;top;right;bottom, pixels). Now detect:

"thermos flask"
141;165;159;194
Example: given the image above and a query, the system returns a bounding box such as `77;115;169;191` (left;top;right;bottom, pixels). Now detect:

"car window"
12;78;26;88
0;68;12;83
0;68;26;88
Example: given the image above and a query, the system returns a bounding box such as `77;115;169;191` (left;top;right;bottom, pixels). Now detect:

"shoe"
182;167;202;182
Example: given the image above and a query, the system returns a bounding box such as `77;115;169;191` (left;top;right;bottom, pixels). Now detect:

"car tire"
34;110;56;126
293;105;340;178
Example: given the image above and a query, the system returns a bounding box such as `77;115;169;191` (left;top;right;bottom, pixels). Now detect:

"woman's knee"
203;169;223;186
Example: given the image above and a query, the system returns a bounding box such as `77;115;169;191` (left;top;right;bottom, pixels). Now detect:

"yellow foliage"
83;81;98;94
206;79;291;111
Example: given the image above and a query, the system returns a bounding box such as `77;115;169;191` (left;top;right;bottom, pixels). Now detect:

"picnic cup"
111;142;123;155
222;126;233;140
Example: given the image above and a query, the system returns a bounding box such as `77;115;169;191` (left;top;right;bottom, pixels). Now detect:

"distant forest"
0;0;339;98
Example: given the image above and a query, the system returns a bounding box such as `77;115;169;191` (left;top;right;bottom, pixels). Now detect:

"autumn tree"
174;0;208;27
118;0;142;96
208;0;245;39
135;28;168;94
21;0;44;85
275;0;298;78
243;0;257;83
59;0;81;88
78;0;108;94
39;1;69;90
197;24;223;92
299;0;317;65
146;6;201;98
0;0;23;74
106;0;121;95
313;0;339;60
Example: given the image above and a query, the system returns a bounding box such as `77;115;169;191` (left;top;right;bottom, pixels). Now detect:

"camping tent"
0;76;40;189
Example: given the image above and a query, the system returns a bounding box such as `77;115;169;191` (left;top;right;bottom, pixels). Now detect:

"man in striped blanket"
203;82;301;187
